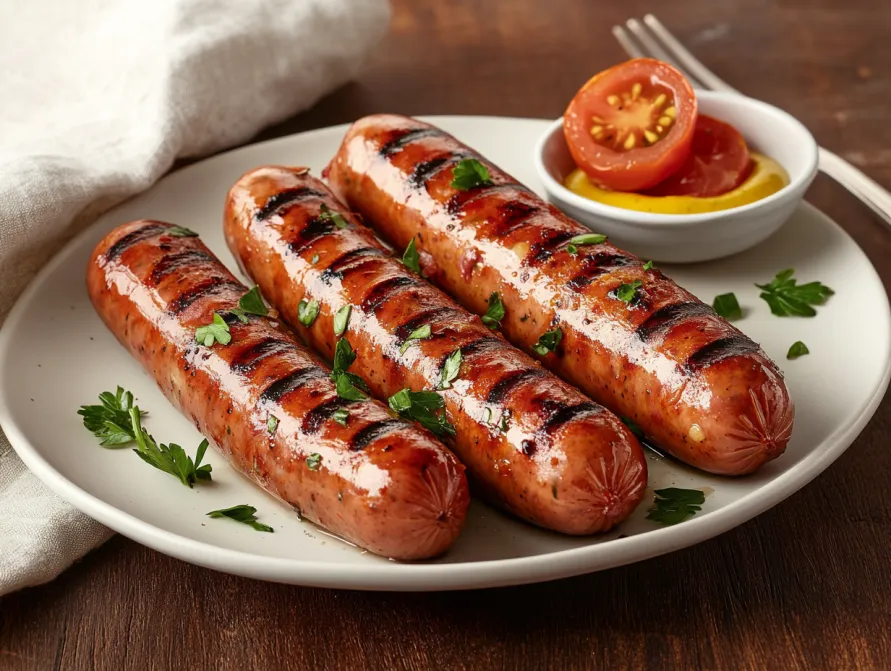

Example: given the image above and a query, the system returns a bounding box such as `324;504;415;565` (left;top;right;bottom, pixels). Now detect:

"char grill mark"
488;201;541;238
167;277;242;314
286;216;337;255
259;367;328;403
525;231;575;266
105;223;170;261
685;334;760;373
567;253;636;291
379;127;444;156
302;397;353;434
230;338;293;374
409;157;449;188
445;183;528;216
148;250;214;285
319;247;387;283
394;307;463;340
459;336;503;358
636;301;717;342
350;419;406;451
538;402;602;435
361;276;423;313
255;187;325;221
485;368;548;405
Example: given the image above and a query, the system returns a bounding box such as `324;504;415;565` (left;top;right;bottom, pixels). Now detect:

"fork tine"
611;25;645;59
624;19;706;89
643;14;739;94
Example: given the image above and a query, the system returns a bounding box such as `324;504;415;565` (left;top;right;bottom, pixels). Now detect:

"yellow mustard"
564;153;789;215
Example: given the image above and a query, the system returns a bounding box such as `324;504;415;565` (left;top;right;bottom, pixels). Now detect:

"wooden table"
3;1;890;668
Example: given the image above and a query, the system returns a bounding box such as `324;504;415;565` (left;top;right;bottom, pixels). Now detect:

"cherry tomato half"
645;114;752;198
563;58;697;192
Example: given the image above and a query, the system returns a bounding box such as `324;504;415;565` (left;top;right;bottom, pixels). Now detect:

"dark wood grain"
3;1;891;669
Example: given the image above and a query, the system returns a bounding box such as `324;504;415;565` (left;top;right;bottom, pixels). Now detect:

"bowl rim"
534;90;820;225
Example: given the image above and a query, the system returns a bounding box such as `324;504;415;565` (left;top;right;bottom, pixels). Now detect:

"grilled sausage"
87;220;468;560
224;167;646;534
326;115;794;475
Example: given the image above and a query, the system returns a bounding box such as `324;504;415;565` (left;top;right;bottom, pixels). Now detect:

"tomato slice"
645;114;752;198
563;58;697;192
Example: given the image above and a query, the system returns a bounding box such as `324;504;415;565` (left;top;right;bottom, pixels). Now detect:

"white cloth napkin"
0;0;390;596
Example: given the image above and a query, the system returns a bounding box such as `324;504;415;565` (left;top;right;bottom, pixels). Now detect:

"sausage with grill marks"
87;220;469;560
325;115;794;476
224;167;646;534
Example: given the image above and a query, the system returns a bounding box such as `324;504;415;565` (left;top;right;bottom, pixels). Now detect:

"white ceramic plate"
1;117;888;591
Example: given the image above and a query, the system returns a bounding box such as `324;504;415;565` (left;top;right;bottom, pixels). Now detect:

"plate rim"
1;116;889;591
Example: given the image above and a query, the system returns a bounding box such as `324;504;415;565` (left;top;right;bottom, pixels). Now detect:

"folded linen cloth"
0;0;390;596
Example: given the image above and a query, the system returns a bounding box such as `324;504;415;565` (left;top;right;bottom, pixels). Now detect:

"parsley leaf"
399;324;432;354
319;204;349;229
439;349;462;390
335;373;367;401
621;416;644;438
166;225;198;238
195;313;231;347
787;341;809;359
330;338;369;399
532;328;562;356
402;239;421;274
332;338;357;377
306;453;323;470
481;292;505;329
207;505;273;533
614;280;643;304
332;408;349;426
646;488;705;525
333;305;351;337
298;299;320;327
130;408;212;487
567;244;578;256
450;159;491;190
568;233;607;247
712;292;742;321
267;415;278;435
499;413;509;432
756;269;834;317
311;254;320;264
238;286;268;317
643;260;654;271
77;386;143;447
388;388;456;437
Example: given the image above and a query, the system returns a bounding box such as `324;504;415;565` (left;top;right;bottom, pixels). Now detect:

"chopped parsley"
643;260;654;271
388;388;456;437
330;338;368;401
439;349;462;390
481;292;505;329
319;203;349;229
306;453;323;471
332;408;349;426
297;299;320;327
399;324;432;354
402;239;421;274
230;286;269;323
756;269;834;317
532;328;562;356
568;233;607;247
787;341;809;360
614;280;643;304
450;159;491;190
267;415;279;435
311;254;320;264
646;488;705;525
207;505;273;532
712;292;742;321
166;225;198;238
195;313;231;347
333;304;351;337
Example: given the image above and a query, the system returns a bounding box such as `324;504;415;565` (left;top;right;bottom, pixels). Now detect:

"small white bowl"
534;90;819;263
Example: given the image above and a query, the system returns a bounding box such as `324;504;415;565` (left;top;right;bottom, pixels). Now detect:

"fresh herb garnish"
330;338;369;400
532;328;562;356
130;408;212;487
483;408;492;424
311;254;320;264
267;415;278;435
646;488;705;526
399;324;432;355
166;225;198;238
481;292;505;329
332;408;349;426
756;269;834;317
306;453;323;471
78;387;142;446
332;338;357;376
621;416;644;438
450;158;491;190
499;413;509;432
319;203;349;229
643;260;654;271
333;305;351;337
335;373;367;401
712;292;742;321
568;233;607;247
388;388;456;437
439;349;462;390
230;286;269;323
402;239;421;274
614;280;643;304
787;341;809;359
195;313;231;347
567;244;578;256
297;299;320;327
207;505;273;533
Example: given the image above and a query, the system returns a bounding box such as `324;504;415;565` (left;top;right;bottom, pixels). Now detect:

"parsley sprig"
614;280;643;304
712;292;742;321
207;505;273;533
646;488;705;525
481;292;505;329
78;387;143;446
402;239;421;274
532;328;562;356
450;159;491;191
166;225;198;238
130;408;212;487
388;388;456;437
756;269;834;317
400;324;432;354
230;286;269;323
333;305;351;337
439;349;462;390
331;338;369;401
195;313;231;347
298;299;320;327
319;204;349;229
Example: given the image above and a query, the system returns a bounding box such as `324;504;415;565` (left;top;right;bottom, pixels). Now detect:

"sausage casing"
326;115;794;475
225;167;647;534
87;220;469;560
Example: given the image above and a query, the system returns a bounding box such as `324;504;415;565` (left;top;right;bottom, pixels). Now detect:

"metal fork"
613;14;891;228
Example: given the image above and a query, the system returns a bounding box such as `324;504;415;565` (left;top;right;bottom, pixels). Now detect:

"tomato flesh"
645;115;752;198
564;58;697;192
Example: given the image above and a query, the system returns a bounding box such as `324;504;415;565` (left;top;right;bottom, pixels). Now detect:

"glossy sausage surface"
225;167;646;534
326;115;794;475
87;220;468;560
